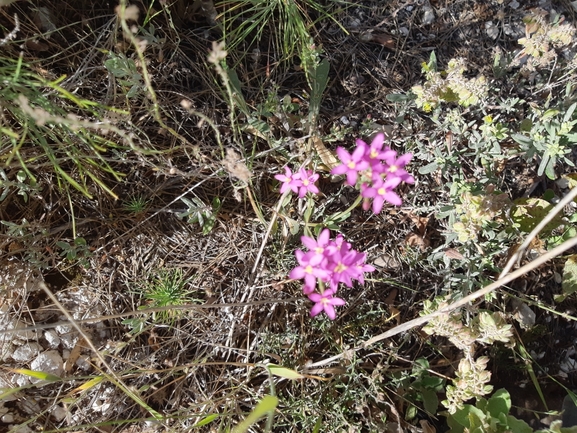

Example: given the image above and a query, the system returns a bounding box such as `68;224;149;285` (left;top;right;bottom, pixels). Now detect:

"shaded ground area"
1;0;577;431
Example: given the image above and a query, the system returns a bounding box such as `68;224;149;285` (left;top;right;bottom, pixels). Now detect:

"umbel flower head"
290;229;375;320
331;133;413;213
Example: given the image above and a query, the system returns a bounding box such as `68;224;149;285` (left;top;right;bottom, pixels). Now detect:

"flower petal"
323;304;336;320
310;303;324;317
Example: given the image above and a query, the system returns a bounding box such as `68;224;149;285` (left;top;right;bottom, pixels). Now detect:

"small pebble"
1;413;14;423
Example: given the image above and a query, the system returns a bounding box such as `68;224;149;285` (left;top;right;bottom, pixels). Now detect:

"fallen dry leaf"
358;31;396;50
405;232;429;250
384;288;398;306
444;248;464;260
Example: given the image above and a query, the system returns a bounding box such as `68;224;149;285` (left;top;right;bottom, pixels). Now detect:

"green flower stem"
328;194;363;222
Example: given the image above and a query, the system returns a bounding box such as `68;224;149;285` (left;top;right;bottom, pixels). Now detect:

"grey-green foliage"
512;102;577;180
446;386;577;432
104;52;145;98
178;196;221;234
56;237;91;267
0;168;40;202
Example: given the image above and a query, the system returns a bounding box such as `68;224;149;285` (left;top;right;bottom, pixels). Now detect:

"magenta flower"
351;252;375;285
331;142;370;186
290;250;330;294
290;230;375;319
296;168;320;198
308;289;346;320
329;250;363;290
361;177;403;213
329;135;414;214
274;166;302;194
363;134;396;168
300;229;332;266
382;152;415;184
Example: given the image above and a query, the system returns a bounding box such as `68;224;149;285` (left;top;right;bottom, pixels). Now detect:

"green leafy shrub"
412;52;488;112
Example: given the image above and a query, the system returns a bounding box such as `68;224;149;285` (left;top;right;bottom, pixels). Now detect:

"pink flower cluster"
290;229;375;320
331;133;414;213
274;166;319;198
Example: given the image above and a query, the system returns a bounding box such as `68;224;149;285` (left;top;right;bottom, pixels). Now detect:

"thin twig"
0;14;19;46
500;185;577;277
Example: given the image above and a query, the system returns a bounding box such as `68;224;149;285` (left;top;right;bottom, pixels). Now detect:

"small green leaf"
512;133;533;147
420;388;439;414
505;415;533;433
267;364;304;380
195;414;218;427
75;237;87;246
556;255;577;303
232;395;278;433
13;368;61;382
450;404;485;428
487;388;511;419
419;161;439;175
56;241;69;250
386;93;410;102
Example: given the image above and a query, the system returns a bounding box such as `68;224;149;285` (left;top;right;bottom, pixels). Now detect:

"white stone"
509;0;520;9
7;320;38;341
15;375;30;387
55;324;78;350
1;413;14;423
30;350;64;382
44;330;60;349
51;405;67;422
422;7;435;25
75;355;91;371
485;21;499;40
11;342;42;362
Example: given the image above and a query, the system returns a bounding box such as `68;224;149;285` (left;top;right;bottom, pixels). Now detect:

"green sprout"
123;195;150;214
143;268;197;324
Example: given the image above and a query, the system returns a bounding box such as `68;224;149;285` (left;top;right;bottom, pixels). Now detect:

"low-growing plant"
178;195;221;235
56;237;91;267
411;52;489;113
0;168;40;203
446;388;533;433
274;133;414;319
512;102;577;180
517;8;576;70
123;194;149;214
140;267;198;324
